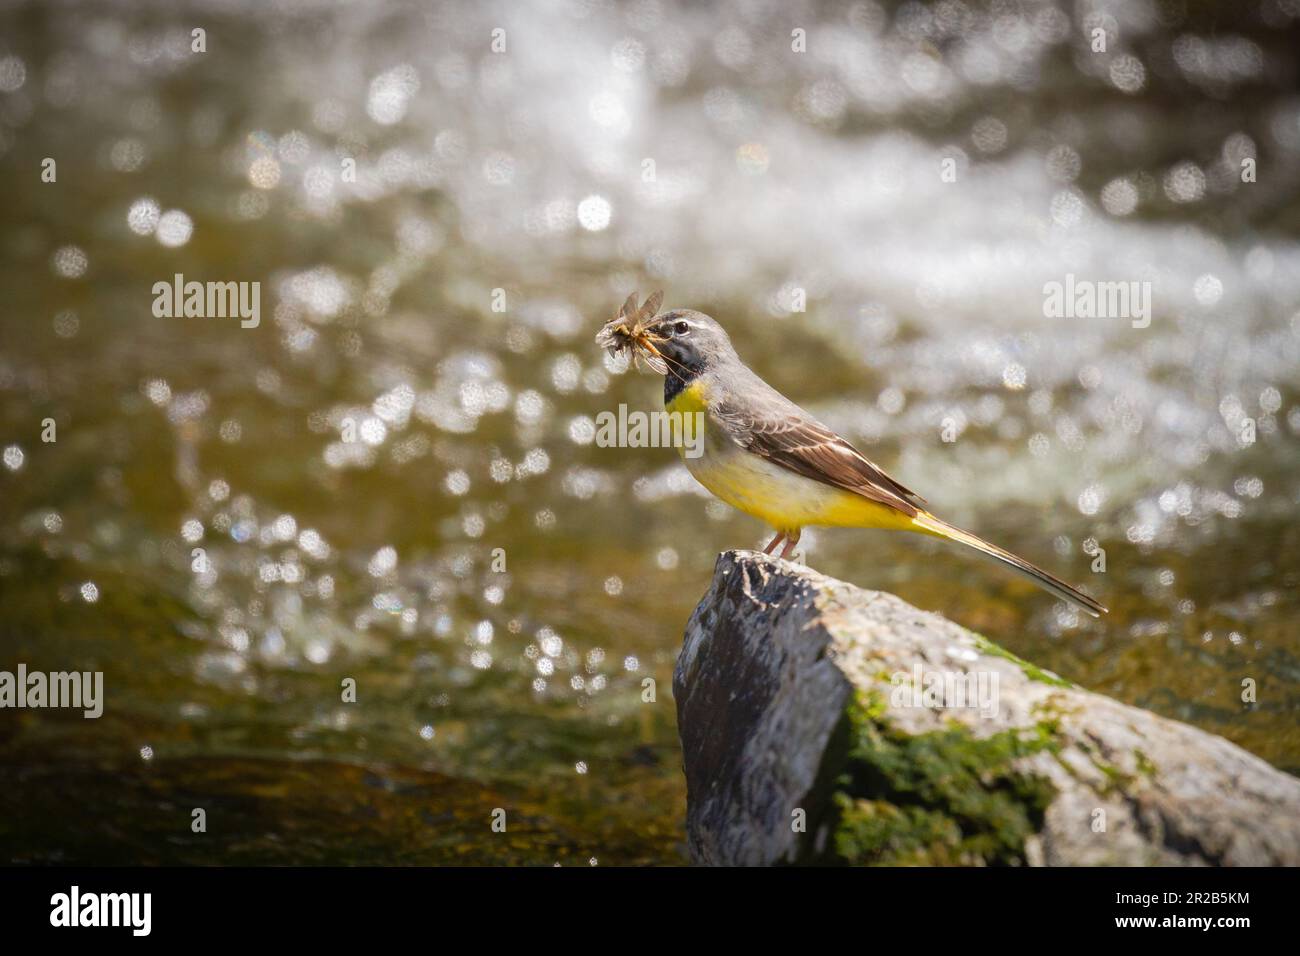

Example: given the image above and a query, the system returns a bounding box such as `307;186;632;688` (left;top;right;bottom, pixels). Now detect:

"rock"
673;550;1300;866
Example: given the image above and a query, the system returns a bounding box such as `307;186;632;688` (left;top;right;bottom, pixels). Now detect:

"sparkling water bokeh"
1;0;1298;863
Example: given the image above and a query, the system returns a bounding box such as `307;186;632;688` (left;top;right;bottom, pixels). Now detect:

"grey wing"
714;377;926;516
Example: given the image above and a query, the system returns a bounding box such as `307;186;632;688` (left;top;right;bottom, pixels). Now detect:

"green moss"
972;634;1074;688
1070;736;1136;794
1134;750;1157;779
1093;761;1132;792
829;693;1059;866
832;797;968;866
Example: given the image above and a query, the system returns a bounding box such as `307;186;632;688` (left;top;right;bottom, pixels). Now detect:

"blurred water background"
1;0;1298;864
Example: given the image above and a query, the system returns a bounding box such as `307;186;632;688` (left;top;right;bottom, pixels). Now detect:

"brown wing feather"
716;383;926;516
750;419;923;515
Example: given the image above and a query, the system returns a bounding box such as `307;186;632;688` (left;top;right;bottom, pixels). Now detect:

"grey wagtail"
597;292;1107;618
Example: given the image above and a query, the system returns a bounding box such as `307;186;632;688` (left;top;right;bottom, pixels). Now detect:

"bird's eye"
674;321;690;335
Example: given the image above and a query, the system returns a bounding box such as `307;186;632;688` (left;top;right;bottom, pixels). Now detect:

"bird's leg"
779;529;801;561
762;531;785;555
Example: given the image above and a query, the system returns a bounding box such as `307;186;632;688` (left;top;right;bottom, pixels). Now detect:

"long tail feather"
912;512;1107;617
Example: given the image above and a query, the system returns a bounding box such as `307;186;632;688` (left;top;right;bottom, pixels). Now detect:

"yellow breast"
666;379;916;533
666;378;709;418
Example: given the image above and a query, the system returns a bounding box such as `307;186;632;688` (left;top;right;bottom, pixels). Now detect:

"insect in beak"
594;290;668;374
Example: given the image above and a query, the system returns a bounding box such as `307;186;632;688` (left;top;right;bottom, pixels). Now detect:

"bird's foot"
762;530;802;560
779;529;801;561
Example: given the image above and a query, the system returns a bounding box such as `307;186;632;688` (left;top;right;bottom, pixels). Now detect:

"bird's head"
641;309;736;376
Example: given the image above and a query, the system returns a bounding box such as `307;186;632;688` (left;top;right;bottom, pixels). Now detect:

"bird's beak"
639;332;665;354
633;321;666;352
629;326;671;375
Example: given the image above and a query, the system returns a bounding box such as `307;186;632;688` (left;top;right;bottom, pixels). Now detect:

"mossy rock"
829;693;1058;866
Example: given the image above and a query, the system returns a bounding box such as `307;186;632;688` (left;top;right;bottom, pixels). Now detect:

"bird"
600;294;1107;618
